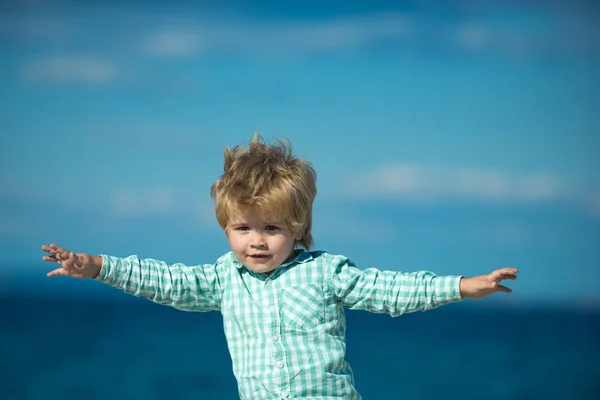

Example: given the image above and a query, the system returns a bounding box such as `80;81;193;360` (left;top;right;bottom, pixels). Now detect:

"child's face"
226;208;300;274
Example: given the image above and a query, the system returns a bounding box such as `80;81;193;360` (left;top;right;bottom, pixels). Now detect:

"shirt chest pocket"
280;283;327;331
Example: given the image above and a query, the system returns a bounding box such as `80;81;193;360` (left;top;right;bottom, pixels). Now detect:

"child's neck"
264;248;302;275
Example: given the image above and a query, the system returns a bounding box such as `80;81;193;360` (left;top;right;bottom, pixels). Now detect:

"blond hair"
210;133;317;249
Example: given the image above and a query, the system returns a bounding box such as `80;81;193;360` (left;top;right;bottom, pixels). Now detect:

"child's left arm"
328;255;518;316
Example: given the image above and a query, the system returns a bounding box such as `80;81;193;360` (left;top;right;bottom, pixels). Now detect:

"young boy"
41;134;518;400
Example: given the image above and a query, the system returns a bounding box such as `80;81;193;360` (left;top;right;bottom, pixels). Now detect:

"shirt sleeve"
327;255;463;317
94;254;225;312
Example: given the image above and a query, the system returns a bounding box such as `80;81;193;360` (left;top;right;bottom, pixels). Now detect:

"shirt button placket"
266;280;290;398
270;294;283;372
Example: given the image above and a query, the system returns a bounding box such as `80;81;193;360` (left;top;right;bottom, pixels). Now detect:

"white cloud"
136;11;599;60
108;187;219;228
141;12;412;58
453;16;600;58
21;56;118;83
143;31;206;57
313;209;393;243
109;187;179;216
260;13;411;50
84;121;212;152
343;163;594;209
456;22;489;50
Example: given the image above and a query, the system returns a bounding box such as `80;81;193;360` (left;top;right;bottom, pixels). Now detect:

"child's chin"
247;262;277;274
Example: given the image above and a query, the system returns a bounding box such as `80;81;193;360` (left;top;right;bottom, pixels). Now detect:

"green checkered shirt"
97;250;463;399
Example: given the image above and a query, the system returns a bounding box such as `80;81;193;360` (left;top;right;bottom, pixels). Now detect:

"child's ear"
294;229;303;241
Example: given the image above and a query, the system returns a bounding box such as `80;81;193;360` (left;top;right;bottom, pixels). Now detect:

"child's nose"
250;233;267;248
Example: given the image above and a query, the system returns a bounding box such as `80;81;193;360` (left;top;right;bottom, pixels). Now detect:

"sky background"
0;0;598;304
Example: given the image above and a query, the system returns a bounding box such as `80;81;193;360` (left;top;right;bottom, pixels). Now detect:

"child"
41;134;518;400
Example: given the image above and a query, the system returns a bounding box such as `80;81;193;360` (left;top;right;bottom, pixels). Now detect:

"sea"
1;282;599;400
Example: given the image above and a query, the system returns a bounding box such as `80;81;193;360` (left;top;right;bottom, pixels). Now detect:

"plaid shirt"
97;250;463;399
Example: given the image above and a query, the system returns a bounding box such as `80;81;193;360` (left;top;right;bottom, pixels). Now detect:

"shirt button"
281;391;289;398
276;361;284;368
265;279;271;285
272;335;279;342
270;305;277;313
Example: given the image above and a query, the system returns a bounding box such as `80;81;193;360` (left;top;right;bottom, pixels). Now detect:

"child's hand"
460;268;518;299
41;244;103;279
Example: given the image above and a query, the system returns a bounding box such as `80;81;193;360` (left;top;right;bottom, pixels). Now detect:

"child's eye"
235;226;250;231
265;225;280;231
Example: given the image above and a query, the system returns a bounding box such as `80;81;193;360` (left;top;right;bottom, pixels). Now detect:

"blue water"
1;292;599;400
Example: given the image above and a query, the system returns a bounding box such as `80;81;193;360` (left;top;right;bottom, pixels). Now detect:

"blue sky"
1;0;598;304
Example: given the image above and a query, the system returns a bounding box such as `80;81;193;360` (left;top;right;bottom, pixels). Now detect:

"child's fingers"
496;284;512;294
50;243;68;256
490;268;518;282
48;244;70;259
495;267;518;275
42;246;58;259
42;245;66;263
42;245;74;264
494;274;517;282
44;247;60;258
47;267;68;277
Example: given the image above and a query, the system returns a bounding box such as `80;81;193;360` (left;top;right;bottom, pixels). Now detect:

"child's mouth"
250;254;271;260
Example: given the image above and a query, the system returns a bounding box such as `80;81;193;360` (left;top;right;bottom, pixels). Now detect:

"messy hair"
210;132;317;249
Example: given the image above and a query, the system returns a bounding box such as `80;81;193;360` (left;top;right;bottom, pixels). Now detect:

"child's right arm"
41;244;223;312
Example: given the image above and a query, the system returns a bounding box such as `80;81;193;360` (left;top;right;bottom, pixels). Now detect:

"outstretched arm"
329;256;462;316
328;255;518;316
41;244;224;312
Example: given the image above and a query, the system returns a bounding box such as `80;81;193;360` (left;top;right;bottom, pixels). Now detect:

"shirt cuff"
434;275;464;303
94;254;115;284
